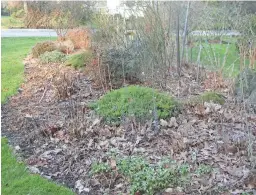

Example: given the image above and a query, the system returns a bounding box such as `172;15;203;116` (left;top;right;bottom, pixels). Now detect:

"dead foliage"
204;71;228;90
7;1;23;11
31;41;57;58
2;56;256;194
52;72;77;100
24;7;51;28
66;28;92;50
55;39;75;54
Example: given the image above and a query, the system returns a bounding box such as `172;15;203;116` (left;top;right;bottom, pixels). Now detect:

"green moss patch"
188;91;225;105
65;50;93;69
90;85;179;124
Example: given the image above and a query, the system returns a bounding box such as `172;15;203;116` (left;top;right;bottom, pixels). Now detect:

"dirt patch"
2;56;256;194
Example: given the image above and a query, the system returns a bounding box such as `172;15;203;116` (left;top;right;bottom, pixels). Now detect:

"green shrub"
187;91;225;105
39;50;67;64
90;85;179;124
198;91;225;105
65;51;93;69
102;41;143;87
32;41;57;58
91;157;191;195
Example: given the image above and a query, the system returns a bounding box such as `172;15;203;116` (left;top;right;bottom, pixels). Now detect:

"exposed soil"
2;56;256;195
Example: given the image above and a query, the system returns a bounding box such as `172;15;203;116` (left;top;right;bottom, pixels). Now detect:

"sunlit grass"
1;37;55;103
188;37;249;77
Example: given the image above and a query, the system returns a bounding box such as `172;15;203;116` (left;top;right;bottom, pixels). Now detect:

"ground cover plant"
39;50;67;64
90;85;179;124
91;156;194;195
188;91;226;105
65;50;93;69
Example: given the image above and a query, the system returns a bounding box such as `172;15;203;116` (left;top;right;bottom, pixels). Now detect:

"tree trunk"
176;8;181;76
181;1;190;62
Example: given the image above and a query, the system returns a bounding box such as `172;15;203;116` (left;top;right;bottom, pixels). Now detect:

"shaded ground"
2;54;256;194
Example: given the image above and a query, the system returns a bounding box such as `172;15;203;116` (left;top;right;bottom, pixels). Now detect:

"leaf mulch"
2;56;256;195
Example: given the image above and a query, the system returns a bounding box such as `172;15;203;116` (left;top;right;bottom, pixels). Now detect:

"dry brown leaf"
110;159;117;169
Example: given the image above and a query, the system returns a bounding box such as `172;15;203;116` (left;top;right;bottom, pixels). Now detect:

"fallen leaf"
75;180;90;193
90;179;100;187
169;117;178;127
225;144;238;154
110;159;116;169
28;166;40;174
92;118;101;127
165;188;173;193
15;145;21;151
160;119;168;127
88;139;94;148
226;166;247;177
115;183;123;189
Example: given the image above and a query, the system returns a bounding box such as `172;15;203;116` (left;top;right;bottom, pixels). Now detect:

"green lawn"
1;37;74;195
188;38;249;77
1;37;55;103
1;16;25;29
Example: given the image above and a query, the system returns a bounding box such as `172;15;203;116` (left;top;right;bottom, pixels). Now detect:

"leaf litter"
2;56;256;194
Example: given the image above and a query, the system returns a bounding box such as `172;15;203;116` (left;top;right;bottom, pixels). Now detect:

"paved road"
1;29;241;38
1;29;57;37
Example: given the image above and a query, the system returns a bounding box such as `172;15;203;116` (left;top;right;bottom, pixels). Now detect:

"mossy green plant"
198;91;225;105
39;50;67;64
65;50;93;69
187;91;225;105
90;85;179;124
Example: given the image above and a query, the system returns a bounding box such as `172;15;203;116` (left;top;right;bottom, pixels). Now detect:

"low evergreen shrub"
39;50;67;64
65;50;93;69
90;85;179;124
187;91;225;105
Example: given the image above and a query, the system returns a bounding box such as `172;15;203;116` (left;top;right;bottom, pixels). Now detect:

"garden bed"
2;55;256;194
